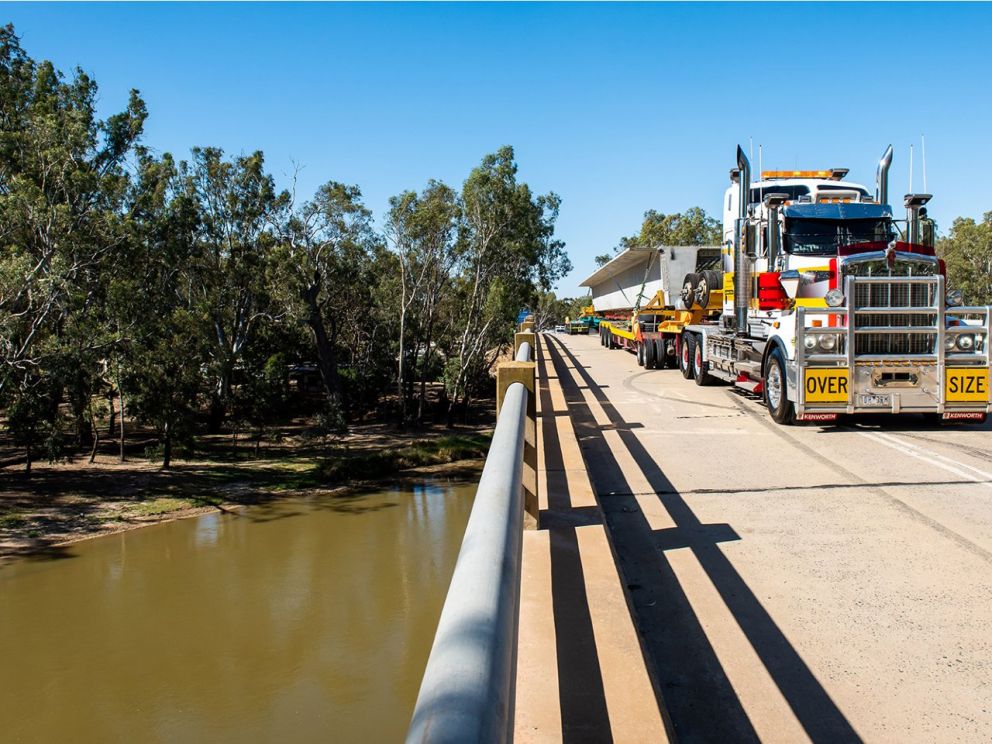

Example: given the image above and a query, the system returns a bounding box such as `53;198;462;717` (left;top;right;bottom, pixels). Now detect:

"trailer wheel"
696;270;723;309
693;336;714;386
645;339;657;369
680;273;700;309
600;326;606;346
679;333;695;379
764;348;796;425
636;343;645;366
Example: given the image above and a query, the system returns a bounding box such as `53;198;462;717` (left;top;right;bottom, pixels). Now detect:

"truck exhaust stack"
735;145;751;334
876;144;893;206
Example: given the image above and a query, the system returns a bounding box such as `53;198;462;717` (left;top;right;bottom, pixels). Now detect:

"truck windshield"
784;218;894;256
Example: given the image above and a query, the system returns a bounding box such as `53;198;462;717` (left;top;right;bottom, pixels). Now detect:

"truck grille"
852;282;937;356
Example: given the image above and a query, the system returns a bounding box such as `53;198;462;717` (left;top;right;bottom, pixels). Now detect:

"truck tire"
680;273;700;309
679;333;695;379
693;335;714;386
645;339;658;369
763;347;796;425
636;343;645;366
697;270;723;309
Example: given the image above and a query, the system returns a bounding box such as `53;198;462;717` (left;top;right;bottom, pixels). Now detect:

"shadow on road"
534;337;614;742
542;334;863;744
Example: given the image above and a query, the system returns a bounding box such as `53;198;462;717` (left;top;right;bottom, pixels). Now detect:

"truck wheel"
697;270;723;309
679;334;695;379
636;343;645;366
645;339;658;369
763;348;796;425
680;273;700;309
693;336;713;386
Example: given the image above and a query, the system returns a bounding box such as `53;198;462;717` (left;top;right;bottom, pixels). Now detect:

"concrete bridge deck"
514;331;992;743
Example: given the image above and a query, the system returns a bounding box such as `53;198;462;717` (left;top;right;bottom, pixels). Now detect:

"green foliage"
938;213;992;305
0;27;570;462
618;206;721;252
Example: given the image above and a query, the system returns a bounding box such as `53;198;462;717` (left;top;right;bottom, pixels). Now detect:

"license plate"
945;369;990;403
804;369;849;402
858;393;891;407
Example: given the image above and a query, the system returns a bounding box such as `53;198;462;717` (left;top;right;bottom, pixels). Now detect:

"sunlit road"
542;330;992;743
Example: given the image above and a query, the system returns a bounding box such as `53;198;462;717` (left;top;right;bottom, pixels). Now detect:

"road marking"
636;429;773;436
862;431;992;490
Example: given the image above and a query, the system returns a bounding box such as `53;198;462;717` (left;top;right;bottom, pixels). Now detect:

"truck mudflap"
793;274;992;419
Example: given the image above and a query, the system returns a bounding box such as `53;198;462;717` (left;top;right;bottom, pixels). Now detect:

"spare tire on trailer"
680;273;700;309
696;270;723;310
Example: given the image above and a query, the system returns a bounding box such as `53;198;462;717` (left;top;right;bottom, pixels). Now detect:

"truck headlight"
958;333;975;351
945;336;957;351
824;288;845;307
804;334;818;350
820;334;837;351
946;288;964;307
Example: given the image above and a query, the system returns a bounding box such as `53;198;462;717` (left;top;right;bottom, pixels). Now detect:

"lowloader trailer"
584;146;991;426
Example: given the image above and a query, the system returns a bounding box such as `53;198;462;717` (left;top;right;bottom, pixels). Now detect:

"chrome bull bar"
795;275;992;415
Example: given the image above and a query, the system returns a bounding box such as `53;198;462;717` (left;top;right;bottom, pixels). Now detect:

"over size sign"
804;369;849;403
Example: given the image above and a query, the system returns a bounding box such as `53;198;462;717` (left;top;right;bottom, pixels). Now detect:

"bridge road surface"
523;331;992;743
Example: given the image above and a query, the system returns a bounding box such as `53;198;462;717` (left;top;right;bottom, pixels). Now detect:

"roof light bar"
761;170;835;180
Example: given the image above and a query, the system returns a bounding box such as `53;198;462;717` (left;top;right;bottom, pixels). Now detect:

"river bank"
0;422;489;563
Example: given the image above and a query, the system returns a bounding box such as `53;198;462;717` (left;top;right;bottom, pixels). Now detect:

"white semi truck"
591;146;991;425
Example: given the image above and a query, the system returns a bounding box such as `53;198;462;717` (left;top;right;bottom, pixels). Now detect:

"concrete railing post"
497;343;537;528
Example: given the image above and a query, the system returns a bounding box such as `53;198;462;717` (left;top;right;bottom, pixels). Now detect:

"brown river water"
0;481;475;743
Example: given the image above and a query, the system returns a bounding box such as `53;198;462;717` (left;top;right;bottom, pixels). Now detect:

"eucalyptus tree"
939;214;992;305
617;206;721;252
447;146;570;419
179;147;287;429
273;180;381;424
116;151;204;469
0;24;146;465
386;179;461;424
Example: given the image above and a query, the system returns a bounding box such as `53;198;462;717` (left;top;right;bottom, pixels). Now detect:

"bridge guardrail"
406;320;537;744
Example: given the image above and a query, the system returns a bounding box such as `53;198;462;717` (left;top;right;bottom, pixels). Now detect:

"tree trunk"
162;422;172;470
305;291;342;406
88;403;100;464
24;443;32;475
117;371;127;463
398;274;408;426
107;392;116;437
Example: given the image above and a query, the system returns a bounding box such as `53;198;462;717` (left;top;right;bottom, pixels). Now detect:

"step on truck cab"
682;145;991;424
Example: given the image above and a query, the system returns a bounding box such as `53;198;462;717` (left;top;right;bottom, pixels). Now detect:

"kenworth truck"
590;146;991;425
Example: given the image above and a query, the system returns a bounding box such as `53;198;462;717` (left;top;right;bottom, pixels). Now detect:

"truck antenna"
908;144;914;193
921;135;927;193
758;144;763;204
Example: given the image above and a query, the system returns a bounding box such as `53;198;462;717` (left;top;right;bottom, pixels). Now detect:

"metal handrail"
406;341;533;744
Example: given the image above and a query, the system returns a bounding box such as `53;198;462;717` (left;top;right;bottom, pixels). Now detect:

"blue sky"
6;3;991;296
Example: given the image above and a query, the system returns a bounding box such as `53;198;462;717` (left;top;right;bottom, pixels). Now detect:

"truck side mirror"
744;222;758;259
